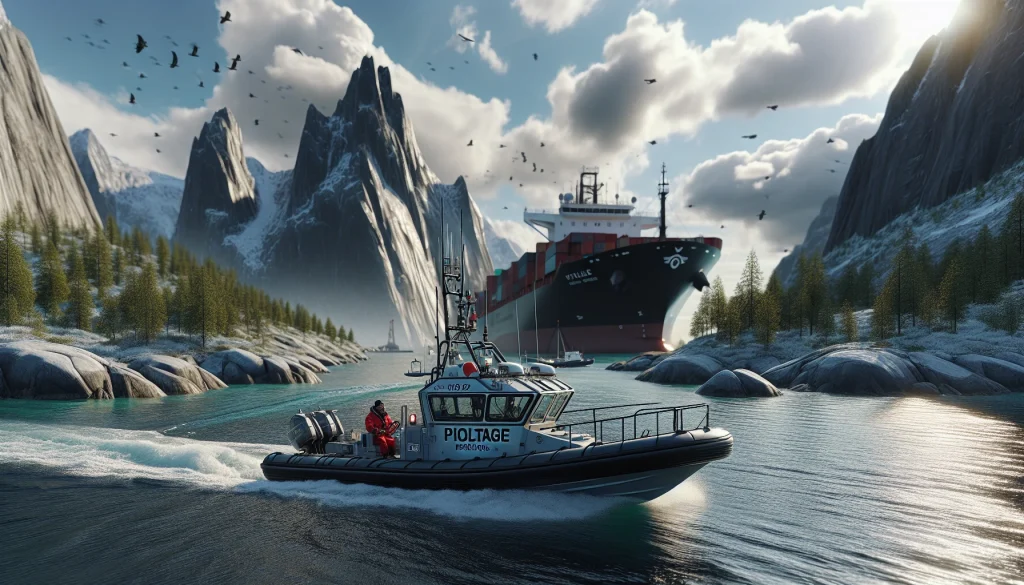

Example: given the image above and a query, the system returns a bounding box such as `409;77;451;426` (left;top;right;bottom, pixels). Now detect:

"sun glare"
888;0;962;45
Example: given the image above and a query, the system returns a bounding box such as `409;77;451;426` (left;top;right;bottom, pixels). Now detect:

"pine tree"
163;286;174;335
972;225;1000;303
755;283;781;348
708;276;727;335
29;222;42;255
835;264;859;307
798;253;828;335
92;230;113;299
45;208;61;249
121;262;165;343
840;301;857;342
735;250;763;330
938;256;966;333
857;262;875;308
347;328;355;343
104;215;119;247
871;278;895;340
0;217;35;325
325;317;337;342
112;247;123;286
66;245;93;330
98;294;124;342
13;201;27;235
691;292;711;338
1000;193;1024;281
156;236;170;277
818;298;836;345
723;295;743;345
36;241;70;322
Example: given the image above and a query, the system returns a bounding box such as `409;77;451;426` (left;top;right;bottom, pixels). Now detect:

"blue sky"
2;0;963;340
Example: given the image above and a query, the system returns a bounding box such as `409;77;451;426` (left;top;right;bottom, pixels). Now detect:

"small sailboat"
551;322;594;368
404;358;430;378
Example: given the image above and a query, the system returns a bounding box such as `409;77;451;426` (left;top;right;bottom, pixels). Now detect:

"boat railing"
556;403;711;448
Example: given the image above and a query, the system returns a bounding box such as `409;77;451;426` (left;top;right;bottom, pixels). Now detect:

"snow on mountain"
485;218;526;270
70;129;183;239
0;2;8;28
174;57;492;346
826;0;1019;252
174;108;258;267
824;160;1024;287
0;13;100;230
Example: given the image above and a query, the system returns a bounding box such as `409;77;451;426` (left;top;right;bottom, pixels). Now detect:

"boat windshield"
486;394;534;423
429;394;485;421
529;394;554;424
544;392;572;421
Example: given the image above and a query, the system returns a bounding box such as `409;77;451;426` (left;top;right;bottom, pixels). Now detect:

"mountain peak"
0;1;8;28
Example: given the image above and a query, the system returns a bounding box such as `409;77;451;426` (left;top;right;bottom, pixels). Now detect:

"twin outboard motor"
288;410;344;454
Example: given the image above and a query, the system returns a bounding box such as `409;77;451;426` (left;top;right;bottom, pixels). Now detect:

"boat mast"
532;279;539;359
658;162;668;241
515;295;522;363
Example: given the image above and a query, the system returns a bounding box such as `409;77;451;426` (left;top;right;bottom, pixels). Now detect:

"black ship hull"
484;240;721;354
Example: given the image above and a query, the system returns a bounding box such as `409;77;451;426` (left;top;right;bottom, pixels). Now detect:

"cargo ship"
480;165;722;355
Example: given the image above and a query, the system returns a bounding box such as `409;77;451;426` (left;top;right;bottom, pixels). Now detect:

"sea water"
1;353;1022;585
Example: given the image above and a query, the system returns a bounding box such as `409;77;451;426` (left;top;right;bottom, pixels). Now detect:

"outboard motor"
691;270;710;292
287;410;344;454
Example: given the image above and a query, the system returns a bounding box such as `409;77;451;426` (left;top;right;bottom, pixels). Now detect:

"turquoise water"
1;353;1023;585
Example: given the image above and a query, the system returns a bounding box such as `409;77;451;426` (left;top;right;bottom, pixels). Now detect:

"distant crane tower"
385;319;399;351
658;163;669;241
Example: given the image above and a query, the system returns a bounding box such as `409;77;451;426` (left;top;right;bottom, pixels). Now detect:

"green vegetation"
0;211;355;348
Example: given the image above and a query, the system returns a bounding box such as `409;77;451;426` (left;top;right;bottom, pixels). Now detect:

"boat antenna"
515;294;522;363
658;162;669;241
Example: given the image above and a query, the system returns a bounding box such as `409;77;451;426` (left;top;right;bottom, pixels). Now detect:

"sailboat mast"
533;279;539;359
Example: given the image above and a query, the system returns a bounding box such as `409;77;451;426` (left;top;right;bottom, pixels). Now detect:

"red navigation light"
409;413;418;425
462;361;479;376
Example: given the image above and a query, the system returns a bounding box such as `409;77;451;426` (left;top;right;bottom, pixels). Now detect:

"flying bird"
135;35;147;53
764;176;771;181
687;204;693;208
827;138;835;144
292;47;303;55
255;120;259;125
109;133;117;137
198;80;205;88
721;225;725;229
783;249;789;253
129;93;136;104
139;73;146;79
249;93;257;99
449;66;455;70
154;132;161;137
758;210;766;220
213;62;220;73
499;144;506;148
190;44;199;57
467;139;473;146
82;34;91;39
829;169;836;173
503;206;508;210
521;152;527;162
533;53;538;60
766;105;778;111
65;37;72;42
102;39;110;45
532;163;537;172
741;134;757;139
644;79;656;84
95;18;105;26
156;149;161;153
248;70;254;75
509;176;513;181
220;11;232;24
458;33;475;43
540;142;545;147
170;52;179;68
464;60;469;64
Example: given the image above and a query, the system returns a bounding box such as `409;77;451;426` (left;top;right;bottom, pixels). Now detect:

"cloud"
490;218;545;254
448;5;508;74
673;112;883;247
477;31;508;74
511;0;601;33
637;0;678;9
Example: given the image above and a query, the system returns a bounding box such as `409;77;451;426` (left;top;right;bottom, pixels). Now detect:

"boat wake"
0;421;626;522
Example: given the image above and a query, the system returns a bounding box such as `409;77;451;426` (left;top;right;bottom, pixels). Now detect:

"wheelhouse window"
528;394;554;424
430;394;485;422
544;392;571;421
486;394;534;423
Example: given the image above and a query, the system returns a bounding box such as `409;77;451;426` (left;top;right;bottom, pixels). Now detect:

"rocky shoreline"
610;328;1024;396
0;328;367;400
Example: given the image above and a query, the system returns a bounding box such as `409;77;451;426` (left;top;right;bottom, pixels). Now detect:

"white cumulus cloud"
511;0;602;33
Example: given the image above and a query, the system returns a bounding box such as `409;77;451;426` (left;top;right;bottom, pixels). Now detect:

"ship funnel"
691;270;710;292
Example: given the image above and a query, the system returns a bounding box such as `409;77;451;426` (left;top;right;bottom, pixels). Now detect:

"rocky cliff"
825;0;1021;252
485;218;527;270
174;108;258;265
173;57;492;346
773;196;837;287
0;9;101;230
70;129;183;239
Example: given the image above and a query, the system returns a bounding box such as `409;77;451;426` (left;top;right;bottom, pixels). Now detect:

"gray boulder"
607;352;667;372
128;355;226;394
907;352;1009;396
636;354;724;385
806;349;921;395
262;356;294;384
0;341;165;400
738;356;782;374
954;354;1024;391
199;348;321;385
221;361;255;385
696;369;781;397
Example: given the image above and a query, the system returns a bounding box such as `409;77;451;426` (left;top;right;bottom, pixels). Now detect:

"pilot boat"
261;222;732;501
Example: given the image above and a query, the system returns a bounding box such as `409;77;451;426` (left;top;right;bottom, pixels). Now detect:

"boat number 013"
443;383;472;391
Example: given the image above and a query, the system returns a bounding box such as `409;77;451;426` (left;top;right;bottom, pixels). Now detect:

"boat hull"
484;240;721;354
261;428;732;502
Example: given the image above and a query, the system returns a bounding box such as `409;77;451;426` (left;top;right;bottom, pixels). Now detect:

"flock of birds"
67;15;849;249
68;11;327;158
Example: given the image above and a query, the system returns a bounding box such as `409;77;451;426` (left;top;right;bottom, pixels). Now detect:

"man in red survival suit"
365;400;399;458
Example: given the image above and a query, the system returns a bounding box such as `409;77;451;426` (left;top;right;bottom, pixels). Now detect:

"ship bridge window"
429;394;485;422
486;394;534;423
544;392;572;421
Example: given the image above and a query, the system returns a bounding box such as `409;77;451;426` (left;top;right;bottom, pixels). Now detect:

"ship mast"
658;162;669;241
